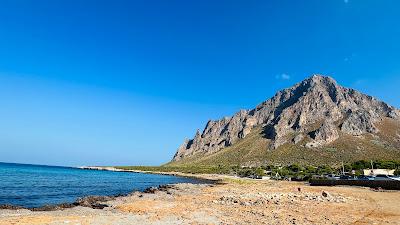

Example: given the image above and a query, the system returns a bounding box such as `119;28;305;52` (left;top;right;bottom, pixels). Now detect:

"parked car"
388;175;400;181
374;174;394;181
326;174;340;180
357;175;375;180
339;175;353;180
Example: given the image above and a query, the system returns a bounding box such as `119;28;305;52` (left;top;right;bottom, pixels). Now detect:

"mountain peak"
172;74;400;163
307;74;335;82
300;74;338;90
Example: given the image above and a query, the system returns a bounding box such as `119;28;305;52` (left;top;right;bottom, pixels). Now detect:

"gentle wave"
0;162;201;208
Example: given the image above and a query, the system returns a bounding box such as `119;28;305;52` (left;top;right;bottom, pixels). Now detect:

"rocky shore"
1;174;400;224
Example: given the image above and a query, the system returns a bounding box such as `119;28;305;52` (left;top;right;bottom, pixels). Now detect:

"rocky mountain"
171;75;400;165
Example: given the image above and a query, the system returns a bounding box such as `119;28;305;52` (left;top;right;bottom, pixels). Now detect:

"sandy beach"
1;173;400;225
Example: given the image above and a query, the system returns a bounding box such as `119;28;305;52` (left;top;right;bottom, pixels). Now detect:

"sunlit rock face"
172;75;400;162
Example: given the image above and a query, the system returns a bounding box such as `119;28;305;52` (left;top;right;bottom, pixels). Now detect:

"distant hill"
169;75;400;166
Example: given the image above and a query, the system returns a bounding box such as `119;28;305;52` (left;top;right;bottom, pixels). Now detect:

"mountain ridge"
172;75;400;165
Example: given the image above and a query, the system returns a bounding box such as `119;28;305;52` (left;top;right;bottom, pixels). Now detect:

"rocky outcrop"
306;120;339;148
340;110;378;135
172;75;400;161
314;121;339;144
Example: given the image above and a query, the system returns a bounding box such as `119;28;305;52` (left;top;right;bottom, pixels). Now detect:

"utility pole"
342;161;345;175
370;160;374;176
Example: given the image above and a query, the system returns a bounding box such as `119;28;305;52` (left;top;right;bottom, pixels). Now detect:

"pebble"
213;191;351;207
322;191;330;198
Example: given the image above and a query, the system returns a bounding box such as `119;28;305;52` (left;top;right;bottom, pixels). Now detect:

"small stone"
322;191;330;198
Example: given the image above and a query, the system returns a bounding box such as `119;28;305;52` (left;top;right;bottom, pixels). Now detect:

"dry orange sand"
1;177;399;224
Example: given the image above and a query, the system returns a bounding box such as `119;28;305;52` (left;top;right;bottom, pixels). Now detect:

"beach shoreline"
0;167;219;212
1;172;400;224
78;166;223;180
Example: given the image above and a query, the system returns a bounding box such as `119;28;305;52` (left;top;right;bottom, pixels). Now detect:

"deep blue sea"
0;162;202;208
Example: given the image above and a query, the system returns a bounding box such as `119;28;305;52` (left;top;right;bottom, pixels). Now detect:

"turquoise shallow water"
0;162;202;208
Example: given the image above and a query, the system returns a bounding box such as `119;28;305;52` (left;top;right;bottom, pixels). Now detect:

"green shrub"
255;167;266;177
305;166;317;173
288;164;303;173
317;165;333;175
351;160;370;170
354;170;363;177
375;160;397;169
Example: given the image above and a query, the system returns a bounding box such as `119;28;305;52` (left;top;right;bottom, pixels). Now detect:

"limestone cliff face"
172;75;400;162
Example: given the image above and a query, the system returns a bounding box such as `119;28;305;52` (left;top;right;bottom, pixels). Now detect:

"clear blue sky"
1;0;399;166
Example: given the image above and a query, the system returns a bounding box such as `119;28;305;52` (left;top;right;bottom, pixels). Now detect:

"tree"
305;166;317;174
376;161;396;169
351;160;370;170
343;164;352;172
354;170;363;177
317;165;333;175
238;168;253;177
288;164;303;173
278;168;291;177
255;167;266;177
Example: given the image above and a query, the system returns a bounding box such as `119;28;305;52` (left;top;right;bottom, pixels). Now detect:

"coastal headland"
1;171;399;225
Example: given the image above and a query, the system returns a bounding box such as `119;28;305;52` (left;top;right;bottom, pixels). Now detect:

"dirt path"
351;189;400;225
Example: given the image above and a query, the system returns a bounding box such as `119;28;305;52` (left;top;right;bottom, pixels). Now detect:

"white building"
363;169;395;176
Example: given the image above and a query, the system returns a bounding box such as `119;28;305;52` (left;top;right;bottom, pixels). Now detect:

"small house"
363;169;395;176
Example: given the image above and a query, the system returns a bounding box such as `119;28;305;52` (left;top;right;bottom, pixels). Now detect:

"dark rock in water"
143;185;174;194
144;187;158;194
158;184;168;191
0;204;25;210
158;184;173;192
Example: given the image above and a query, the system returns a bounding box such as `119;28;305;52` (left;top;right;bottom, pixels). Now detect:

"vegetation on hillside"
168;119;400;167
116;160;400;181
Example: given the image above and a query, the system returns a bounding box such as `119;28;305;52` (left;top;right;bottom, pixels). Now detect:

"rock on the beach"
74;196;114;209
322;191;330;198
